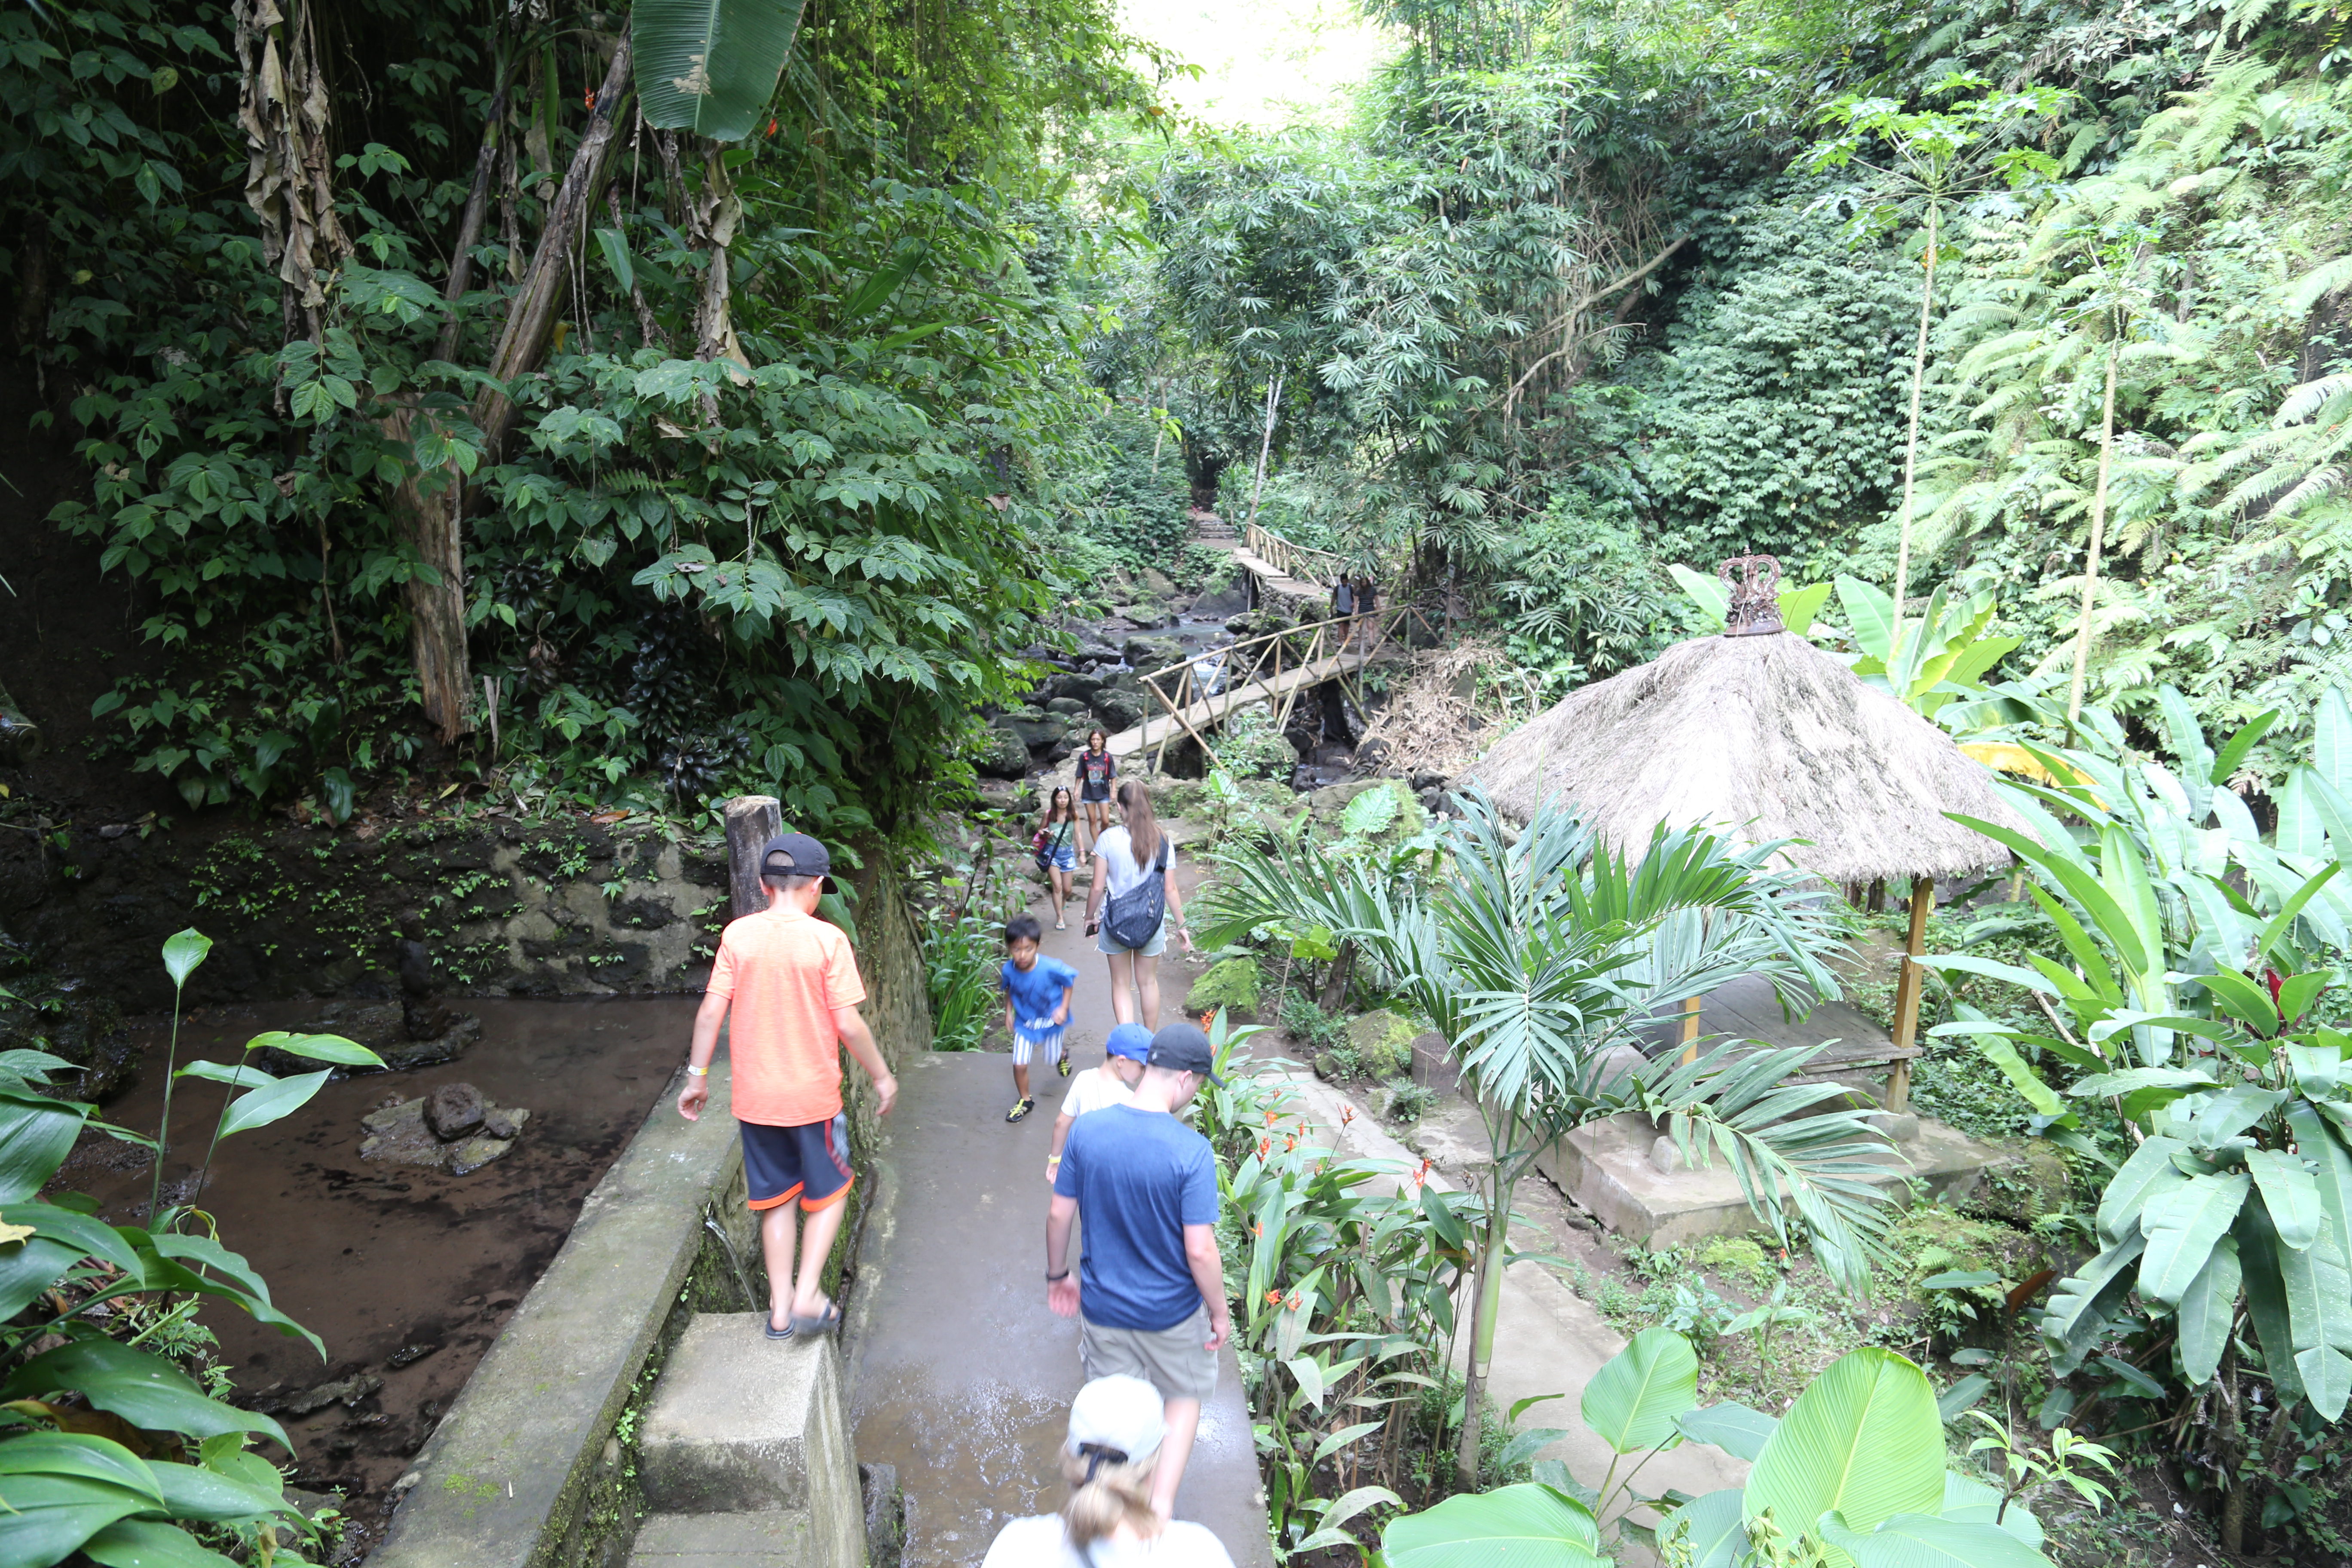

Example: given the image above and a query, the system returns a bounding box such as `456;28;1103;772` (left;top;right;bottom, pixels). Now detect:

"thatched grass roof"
1464;631;2026;883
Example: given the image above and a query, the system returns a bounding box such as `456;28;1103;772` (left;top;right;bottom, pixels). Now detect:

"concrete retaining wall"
368;853;932;1568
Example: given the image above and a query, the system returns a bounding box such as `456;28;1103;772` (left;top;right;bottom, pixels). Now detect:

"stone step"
629;1510;811;1567
637;1313;866;1567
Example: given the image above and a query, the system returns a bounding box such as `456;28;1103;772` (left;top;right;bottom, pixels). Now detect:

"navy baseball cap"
760;832;832;881
1105;1023;1153;1062
1146;1022;1225;1085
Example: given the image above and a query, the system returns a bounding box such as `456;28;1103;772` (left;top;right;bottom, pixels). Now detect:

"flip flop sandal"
789;1300;843;1337
1006;1098;1034;1123
763;1319;795;1341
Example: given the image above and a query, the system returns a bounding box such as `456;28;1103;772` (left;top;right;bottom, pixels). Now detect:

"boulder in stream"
361;1086;530;1174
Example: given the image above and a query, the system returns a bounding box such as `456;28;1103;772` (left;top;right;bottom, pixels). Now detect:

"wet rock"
482;1106;519;1139
1122;635;1184;671
1410;770;1449;792
974;725;1030;779
386;1343;438;1369
1044;696;1093;719
1313;1052;1341;1081
361;1094;530;1173
1003;716;1066;751
1308;778;1386;815
1142;567;1177;597
425;1082;486;1141
1090;689;1147;732
285;1373;383;1416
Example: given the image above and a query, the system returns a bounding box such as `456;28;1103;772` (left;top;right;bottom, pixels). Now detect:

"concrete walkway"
845;876;1270;1568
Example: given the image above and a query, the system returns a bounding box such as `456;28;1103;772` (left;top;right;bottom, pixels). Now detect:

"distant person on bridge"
1082;780;1192;1029
1351;573;1378;653
980;1375;1235;1567
1076;729;1116;867
1329;573;1354;646
1045;1021;1149;1185
1000;913;1077;1124
1033;785;1081;930
680;832;897;1341
1046;1022;1233;1520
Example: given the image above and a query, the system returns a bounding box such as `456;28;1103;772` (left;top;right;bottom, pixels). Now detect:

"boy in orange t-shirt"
680;832;898;1340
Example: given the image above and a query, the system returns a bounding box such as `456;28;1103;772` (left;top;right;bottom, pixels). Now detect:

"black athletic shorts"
740;1114;854;1213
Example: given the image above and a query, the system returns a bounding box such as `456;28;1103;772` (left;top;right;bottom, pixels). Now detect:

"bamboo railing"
1132;600;1439;774
1242;522;1348;585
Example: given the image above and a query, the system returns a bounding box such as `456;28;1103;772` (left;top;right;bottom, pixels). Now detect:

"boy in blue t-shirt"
999;913;1077;1124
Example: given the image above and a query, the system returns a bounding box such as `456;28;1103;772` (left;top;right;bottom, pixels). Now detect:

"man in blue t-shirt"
1047;1021;1233;1520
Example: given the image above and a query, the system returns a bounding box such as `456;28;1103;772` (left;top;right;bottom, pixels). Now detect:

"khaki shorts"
1079;1306;1219;1406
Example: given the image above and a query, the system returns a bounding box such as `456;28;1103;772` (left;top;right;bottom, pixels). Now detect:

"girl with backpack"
1032;786;1081;930
1081;780;1192;1028
1075;730;1115;867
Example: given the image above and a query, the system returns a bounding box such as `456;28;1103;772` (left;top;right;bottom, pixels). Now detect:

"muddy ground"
48;995;696;1559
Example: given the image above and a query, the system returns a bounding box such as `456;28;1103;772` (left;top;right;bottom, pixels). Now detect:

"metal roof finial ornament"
1718;554;1784;638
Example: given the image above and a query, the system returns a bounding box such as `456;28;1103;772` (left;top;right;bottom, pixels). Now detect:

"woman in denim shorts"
1034;785;1082;930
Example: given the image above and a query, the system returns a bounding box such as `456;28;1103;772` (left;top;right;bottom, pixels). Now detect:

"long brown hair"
1037;786;1074;836
1115;779;1161;871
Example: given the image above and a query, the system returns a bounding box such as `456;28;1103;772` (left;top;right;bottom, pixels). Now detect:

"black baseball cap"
1146;1022;1225;1085
760;832;832;882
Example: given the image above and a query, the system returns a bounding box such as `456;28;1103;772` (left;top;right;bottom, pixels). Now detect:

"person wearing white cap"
980;1376;1235;1567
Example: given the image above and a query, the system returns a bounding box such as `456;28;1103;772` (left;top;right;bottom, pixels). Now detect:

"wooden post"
724;795;783;921
1678;995;1703;1065
1886;873;1936;1113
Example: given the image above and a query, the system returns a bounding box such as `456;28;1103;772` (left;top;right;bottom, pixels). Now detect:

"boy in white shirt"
1045;1023;1150;1185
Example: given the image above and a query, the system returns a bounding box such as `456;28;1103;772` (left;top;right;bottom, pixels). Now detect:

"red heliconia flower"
767;117;779;136
1340;1105;1357;1126
583;89;594;108
1284;1134;1298;1152
2266;968;2286;1008
1257;1137;1271;1158
1265;1289;1283;1305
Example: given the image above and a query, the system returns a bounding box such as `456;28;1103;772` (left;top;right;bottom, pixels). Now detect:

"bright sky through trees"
1118;0;1396;126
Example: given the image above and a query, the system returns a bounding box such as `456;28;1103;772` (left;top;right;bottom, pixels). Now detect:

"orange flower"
1265;1289;1284;1306
1199;1011;1215;1030
1340;1105;1356;1126
1285;1291;1304;1311
1284;1134;1298;1152
1264;1109;1278;1127
1257;1137;1271;1158
1253;1221;1264;1237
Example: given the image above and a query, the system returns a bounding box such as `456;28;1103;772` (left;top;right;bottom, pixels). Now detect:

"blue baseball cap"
1105;1024;1153;1062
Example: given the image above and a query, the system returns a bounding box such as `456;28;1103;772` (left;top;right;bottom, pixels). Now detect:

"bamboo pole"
1678;995;1703;1066
1886;874;1936;1113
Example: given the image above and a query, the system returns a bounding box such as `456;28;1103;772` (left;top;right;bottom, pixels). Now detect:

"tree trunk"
1245;372;1283;527
470;38;636;454
1317;942;1355;1011
398;36;632;744
606;188;672;352
2067;332;2121;725
691;144;742;367
1889;201;1938;663
1455;1223;1506;1488
434;62;514;363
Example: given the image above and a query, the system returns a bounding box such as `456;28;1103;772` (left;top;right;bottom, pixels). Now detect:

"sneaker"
1006;1098;1034;1124
1058;1052;1072;1079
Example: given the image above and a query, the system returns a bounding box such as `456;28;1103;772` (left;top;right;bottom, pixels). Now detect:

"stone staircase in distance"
1189;508;1237;545
630;1313;869;1568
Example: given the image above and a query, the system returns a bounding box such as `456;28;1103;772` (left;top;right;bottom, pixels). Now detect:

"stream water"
55;995;695;1556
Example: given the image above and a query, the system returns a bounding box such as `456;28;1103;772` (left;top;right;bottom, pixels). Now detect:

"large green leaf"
0;1433;163;1505
161;929;211;989
147;1460;296;1523
3;1338;290;1450
2177;1235;2242;1385
2239;1200;2306;1403
1836;575;1896;664
2137;1172;2249;1306
214;1069;334;1139
1746;1348;1945;1562
0;1473;157;1567
2247;1148;2321;1249
633;0;805;142
1821;1512;2055;1568
1941;1473;2043;1548
1660;1488;1748;1568
236;1031;383;1069
1674;1401;1778;1461
80;1519;244;1568
2288;1104;2352;1268
2094;1134;2188;1244
1580;1327;1699;1455
1381;1483;1605;1568
0;1086;89;1202
2043;1233;2145;1374
2279;1216;2352;1419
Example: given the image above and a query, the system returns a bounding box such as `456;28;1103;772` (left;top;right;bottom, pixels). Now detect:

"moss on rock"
1185;956;1261;1020
1347;1010;1418;1078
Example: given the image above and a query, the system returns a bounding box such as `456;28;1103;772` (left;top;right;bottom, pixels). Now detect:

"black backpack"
1102;839;1172;949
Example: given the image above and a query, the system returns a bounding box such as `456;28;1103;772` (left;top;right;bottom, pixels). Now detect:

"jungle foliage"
1102;0;2352;779
8;0;1162;833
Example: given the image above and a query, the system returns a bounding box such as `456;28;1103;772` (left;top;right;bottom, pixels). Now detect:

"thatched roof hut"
1466;630;2025;884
